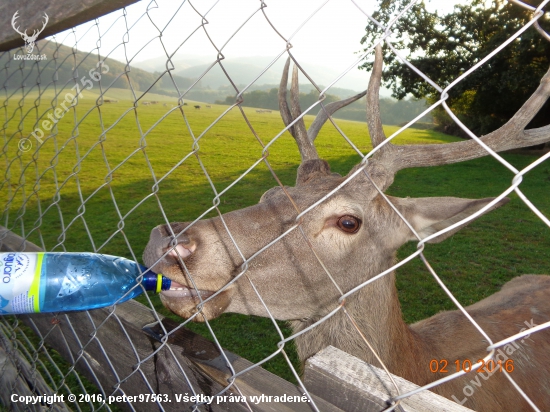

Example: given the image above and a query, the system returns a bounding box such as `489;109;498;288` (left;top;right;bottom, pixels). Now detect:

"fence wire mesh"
1;0;549;411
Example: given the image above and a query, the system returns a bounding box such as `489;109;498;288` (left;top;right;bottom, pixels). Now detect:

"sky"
53;0;465;92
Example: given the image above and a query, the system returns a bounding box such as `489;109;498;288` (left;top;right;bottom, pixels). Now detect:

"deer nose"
167;237;197;259
150;224;197;261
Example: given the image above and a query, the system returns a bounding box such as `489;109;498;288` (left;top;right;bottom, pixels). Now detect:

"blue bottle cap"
139;265;171;292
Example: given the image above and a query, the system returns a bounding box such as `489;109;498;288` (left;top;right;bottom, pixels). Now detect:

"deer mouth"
159;280;232;321
161;280;214;299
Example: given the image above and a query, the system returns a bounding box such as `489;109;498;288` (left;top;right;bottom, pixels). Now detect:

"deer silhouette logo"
11;11;49;54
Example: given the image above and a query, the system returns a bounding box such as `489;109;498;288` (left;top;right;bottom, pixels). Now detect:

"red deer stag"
144;46;550;411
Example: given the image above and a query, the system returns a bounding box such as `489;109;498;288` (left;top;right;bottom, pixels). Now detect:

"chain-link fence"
1;0;549;411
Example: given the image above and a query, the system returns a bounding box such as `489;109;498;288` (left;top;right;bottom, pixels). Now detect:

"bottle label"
0;253;43;314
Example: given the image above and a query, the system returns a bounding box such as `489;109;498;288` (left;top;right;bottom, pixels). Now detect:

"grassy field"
2;89;549;383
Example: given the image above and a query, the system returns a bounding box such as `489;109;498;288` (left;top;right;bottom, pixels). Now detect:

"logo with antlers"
11;11;49;54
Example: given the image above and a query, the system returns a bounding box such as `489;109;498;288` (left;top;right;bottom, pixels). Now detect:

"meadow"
2;89;549;383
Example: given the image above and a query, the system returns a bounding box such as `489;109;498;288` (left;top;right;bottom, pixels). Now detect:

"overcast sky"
54;0;464;91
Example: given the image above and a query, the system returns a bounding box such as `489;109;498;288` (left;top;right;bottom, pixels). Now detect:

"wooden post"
0;0;141;52
304;346;475;412
0;345;70;412
21;300;241;412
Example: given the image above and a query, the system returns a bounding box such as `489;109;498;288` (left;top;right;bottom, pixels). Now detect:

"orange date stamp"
430;359;514;374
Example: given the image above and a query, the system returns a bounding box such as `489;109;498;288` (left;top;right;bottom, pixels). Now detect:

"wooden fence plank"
0;345;69;412
0;225;342;412
0;226;42;252
304;346;475;412
145;317;343;412
0;0;140;52
23;301;231;412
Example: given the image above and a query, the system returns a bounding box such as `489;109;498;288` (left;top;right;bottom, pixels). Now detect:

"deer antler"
11;11;26;37
11;11;48;40
308;89;367;143
31;13;49;40
279;58;319;161
366;45;390;151
365;44;550;189
279;57;367;162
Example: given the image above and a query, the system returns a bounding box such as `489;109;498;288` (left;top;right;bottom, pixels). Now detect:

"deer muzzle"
143;223;234;321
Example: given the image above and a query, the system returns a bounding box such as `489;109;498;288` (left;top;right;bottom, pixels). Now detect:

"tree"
360;0;550;137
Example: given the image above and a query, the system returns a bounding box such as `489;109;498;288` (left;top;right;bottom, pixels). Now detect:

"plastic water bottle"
0;252;171;314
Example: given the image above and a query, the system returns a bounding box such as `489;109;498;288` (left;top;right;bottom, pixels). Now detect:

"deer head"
12;11;49;54
143;45;550;358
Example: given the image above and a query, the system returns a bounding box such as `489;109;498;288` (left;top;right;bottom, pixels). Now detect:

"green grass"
2;90;549;385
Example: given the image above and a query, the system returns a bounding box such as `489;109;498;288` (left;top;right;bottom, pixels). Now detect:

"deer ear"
390;196;509;244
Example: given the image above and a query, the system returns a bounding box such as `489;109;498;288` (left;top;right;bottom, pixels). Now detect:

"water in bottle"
0;252;171;314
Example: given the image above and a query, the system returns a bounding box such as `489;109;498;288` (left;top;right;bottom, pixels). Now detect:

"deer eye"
336;215;361;234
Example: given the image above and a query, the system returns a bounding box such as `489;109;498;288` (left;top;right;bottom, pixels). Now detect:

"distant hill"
132;55;213;73
132;54;374;96
2;41;432;126
0;40;196;96
134;55;372;105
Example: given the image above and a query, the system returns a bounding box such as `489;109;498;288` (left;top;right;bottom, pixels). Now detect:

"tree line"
217;88;432;126
361;0;550;139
